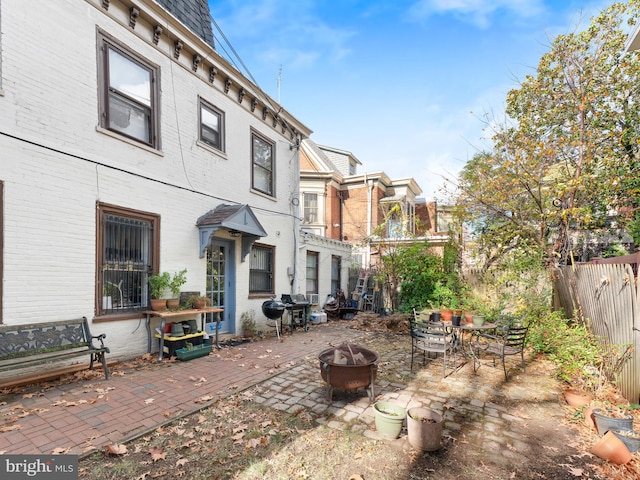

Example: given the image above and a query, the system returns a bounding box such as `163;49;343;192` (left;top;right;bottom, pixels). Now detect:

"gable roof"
301;138;341;173
155;0;215;49
196;204;267;261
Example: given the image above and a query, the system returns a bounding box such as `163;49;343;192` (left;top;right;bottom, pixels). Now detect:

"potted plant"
240;309;257;338
167;269;187;309
407;407;443;451
148;272;170;311
176;341;212;361
432;282;457;321
185;294;211;310
373;401;407;440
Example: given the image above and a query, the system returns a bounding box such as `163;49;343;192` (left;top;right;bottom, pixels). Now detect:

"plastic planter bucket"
373;401;406;440
591;408;634;435
407;407;443;451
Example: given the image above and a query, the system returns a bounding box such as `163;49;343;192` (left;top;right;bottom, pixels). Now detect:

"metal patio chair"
472;322;529;380
410;316;456;377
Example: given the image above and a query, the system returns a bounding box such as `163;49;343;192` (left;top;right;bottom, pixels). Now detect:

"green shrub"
528;311;603;383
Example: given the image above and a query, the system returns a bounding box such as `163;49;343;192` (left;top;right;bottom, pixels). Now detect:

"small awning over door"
196;204;267;261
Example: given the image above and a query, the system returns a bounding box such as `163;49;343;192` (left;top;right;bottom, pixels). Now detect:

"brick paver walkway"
0;322;370;456
0;319;583;474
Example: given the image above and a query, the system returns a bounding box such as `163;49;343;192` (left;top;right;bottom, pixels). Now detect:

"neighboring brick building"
300;139;449;271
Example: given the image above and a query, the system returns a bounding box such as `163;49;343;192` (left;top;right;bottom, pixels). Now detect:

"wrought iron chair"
409;315;456;377
472;321;529;380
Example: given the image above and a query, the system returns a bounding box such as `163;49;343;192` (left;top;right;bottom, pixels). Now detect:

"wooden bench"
0;317;110;382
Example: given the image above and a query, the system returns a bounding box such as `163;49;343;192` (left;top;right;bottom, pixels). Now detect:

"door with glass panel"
206;240;235;333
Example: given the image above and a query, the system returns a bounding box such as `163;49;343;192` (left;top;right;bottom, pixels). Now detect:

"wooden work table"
143;307;224;362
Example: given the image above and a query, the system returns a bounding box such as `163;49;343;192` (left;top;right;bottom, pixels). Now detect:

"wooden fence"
554;263;640;403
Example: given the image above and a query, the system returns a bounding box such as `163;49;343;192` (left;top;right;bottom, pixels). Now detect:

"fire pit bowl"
318;342;379;403
261;300;285;320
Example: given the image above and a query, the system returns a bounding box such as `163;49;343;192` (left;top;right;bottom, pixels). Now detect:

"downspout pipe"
367;177;373;270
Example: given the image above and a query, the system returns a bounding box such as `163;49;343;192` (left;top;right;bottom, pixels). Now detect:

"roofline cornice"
88;0;312;139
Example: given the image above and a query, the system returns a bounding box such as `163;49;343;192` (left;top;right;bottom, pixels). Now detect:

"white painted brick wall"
0;0;306;359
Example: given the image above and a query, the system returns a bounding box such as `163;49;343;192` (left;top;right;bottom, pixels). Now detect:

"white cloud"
408;0;545;28
211;0;354;70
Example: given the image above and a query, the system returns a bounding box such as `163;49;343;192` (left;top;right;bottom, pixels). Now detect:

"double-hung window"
251;131;275;196
96;203;159;317
199;99;224;151
306;251;319;295
331;255;341;294
97;31;159;148
303;193;318;224
249;244;274;295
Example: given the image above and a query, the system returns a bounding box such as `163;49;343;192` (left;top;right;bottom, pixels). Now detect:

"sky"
208;0;618;200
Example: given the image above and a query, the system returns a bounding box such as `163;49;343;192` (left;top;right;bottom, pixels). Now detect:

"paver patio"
0;319;594;477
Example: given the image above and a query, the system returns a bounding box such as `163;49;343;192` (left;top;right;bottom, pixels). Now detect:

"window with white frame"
97;31;159;148
306;251;319;295
251;131;275;196
303;193;318;224
199;98;224;151
387;211;402;238
249;244;274;294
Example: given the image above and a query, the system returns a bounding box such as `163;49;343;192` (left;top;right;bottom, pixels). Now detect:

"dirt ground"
7;314;640;479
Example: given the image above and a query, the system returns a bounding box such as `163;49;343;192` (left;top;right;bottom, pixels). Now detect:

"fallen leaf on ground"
0;424;21;433
105;443;127;455
149;446;166;461
176;458;188;467
195;395;214;403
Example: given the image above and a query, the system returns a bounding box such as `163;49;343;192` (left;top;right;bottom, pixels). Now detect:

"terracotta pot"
589;430;632;465
583;405;597;431
166;298;180;309
151;298;167;311
564;389;591;407
440;309;453;322
463;312;473;324
194;298;209;309
611;428;640;453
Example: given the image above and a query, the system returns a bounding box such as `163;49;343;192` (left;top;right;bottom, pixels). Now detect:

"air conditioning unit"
308;294;319;305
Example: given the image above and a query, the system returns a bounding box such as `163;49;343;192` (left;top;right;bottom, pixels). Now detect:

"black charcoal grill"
280;294;310;332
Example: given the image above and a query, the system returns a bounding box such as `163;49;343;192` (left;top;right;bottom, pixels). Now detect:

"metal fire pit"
318;343;379;403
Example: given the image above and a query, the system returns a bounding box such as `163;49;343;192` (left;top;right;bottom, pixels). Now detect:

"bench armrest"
90;333;109;352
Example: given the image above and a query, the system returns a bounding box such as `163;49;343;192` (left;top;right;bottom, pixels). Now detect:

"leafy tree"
368;202;463;312
453;1;640;270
